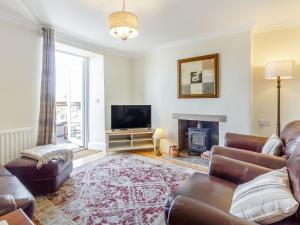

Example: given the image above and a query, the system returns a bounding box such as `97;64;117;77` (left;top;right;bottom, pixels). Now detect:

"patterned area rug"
34;153;199;225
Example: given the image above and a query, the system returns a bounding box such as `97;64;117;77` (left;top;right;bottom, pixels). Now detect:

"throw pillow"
261;134;283;156
230;167;299;224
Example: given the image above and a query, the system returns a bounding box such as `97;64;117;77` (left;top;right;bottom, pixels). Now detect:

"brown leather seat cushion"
166;172;237;212
5;157;70;178
272;216;299;225
0;176;34;218
0;166;11;176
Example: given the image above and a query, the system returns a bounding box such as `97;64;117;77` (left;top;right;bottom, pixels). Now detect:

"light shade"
265;60;295;80
153;128;165;139
109;11;138;41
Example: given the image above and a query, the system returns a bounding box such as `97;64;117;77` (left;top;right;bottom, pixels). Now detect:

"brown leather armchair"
211;120;300;169
164;145;300;225
0;165;35;218
0;194;17;216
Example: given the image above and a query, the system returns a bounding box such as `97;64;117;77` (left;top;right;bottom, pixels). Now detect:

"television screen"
111;105;151;129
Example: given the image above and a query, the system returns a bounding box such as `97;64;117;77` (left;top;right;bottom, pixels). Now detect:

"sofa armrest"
0;165;11;176
167;196;258;225
225;133;268;153
209;155;272;184
212;146;288;170
0;194;17;216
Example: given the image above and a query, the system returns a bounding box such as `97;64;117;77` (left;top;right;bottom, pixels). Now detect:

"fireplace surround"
173;113;227;154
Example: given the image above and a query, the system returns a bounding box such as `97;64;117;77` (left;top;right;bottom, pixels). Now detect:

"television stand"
106;129;155;152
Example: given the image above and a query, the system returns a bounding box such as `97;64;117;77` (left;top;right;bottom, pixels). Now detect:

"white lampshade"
153;128;165;139
109;11;139;41
265;60;294;80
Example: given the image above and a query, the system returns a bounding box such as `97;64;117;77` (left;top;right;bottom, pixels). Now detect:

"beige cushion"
261;134;283;156
230;167;299;224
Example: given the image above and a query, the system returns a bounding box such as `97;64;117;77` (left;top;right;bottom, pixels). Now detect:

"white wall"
252;27;300;136
0;19;41;133
104;54;134;130
132;31;252;151
88;56;106;150
0;19;132;150
132;58;145;104
0;17;252;153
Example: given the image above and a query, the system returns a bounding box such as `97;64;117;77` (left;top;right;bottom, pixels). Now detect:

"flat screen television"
111;105;151;129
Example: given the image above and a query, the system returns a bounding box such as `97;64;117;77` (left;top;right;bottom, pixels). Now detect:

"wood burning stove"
188;127;211;154
177;119;219;155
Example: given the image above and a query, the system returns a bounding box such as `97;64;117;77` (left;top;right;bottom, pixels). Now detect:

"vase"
169;145;179;158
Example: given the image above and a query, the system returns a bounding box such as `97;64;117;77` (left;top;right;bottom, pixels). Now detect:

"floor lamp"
265;60;294;136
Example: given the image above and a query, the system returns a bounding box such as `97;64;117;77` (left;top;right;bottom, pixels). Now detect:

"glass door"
56;51;87;149
68;61;85;146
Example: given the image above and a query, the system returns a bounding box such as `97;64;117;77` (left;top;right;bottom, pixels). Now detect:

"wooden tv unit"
106;129;155;152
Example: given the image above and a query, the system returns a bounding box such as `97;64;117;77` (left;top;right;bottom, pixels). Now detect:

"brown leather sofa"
0;165;35;218
5;157;73;194
212;120;300;169
164;145;300;225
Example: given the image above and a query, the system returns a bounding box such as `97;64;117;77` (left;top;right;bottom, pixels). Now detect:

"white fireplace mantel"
172;113;227;123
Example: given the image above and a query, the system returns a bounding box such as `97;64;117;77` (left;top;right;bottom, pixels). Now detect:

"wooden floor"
73;149;100;160
73;150;106;168
130;150;208;172
73;149;208;172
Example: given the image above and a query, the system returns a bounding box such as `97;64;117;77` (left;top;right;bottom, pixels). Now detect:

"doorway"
55;51;87;150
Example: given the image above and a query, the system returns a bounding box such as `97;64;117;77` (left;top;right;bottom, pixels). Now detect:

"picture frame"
177;53;219;98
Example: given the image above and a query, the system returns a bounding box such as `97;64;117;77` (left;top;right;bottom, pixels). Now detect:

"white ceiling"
1;0;300;57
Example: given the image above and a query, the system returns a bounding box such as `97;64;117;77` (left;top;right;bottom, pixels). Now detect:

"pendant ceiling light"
109;0;139;41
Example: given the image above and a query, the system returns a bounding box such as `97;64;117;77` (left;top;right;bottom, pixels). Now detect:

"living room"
0;0;300;225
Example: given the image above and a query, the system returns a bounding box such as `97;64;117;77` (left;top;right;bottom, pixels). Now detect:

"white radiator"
0;127;34;164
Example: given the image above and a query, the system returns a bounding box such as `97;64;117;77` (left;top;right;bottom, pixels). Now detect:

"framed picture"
177;53;219;98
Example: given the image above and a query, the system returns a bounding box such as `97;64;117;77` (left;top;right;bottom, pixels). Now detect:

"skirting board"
88;142;106;151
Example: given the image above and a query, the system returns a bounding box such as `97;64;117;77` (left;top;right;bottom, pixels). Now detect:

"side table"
0;209;33;225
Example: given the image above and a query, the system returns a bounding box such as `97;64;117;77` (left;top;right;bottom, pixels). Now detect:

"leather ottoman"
5;157;73;194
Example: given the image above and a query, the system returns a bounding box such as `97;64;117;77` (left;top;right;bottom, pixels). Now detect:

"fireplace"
178;120;218;154
173;113;227;155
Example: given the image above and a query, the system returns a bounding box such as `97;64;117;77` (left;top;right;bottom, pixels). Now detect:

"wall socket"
259;119;272;127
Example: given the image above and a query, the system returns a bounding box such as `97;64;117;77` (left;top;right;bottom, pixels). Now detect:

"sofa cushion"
230;167;299;224
272;216;300;225
5;157;70;178
262;134;283;156
166;173;237;213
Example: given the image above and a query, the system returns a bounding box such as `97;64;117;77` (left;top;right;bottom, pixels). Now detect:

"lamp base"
154;139;162;156
156;151;162;156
